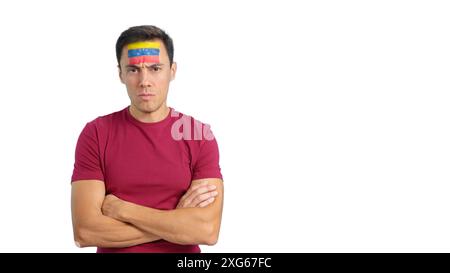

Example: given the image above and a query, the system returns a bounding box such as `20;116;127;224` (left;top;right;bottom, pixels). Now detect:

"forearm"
99;179;224;246
75;214;162;248
119;205;215;245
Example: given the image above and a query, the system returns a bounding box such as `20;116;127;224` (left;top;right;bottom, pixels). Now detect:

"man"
71;25;224;253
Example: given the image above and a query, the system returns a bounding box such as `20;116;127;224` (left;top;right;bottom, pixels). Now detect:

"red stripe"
129;55;160;65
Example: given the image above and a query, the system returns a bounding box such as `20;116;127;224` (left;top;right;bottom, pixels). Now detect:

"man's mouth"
138;93;156;101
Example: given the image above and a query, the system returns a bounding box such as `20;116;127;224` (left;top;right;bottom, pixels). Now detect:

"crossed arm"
71;178;224;248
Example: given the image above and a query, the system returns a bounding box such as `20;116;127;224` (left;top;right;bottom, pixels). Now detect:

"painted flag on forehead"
127;41;160;65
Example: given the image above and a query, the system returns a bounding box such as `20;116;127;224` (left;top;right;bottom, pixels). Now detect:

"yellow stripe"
127;41;160;50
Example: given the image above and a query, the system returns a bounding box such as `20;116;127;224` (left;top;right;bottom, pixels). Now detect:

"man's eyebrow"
125;64;140;69
125;63;165;69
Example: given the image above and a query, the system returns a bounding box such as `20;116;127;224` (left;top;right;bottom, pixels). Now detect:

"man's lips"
138;93;156;100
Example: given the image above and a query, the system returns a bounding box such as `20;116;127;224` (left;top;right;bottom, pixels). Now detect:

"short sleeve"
71;122;105;182
192;135;223;181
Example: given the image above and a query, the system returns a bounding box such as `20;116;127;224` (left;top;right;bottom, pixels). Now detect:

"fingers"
188;190;218;208
178;181;208;204
177;182;219;208
181;182;213;205
198;197;216;207
183;185;217;207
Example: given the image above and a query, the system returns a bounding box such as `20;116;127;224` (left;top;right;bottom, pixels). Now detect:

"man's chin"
135;102;162;114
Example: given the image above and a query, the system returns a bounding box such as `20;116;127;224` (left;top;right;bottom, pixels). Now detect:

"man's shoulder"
85;107;127;130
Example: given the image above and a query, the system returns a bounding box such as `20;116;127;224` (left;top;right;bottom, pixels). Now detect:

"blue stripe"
128;48;160;58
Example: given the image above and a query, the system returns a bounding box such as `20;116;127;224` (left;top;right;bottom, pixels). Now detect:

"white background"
0;0;449;252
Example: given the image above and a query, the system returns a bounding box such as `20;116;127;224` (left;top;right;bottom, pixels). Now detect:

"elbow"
202;222;220;246
175;212;221;246
73;225;95;248
178;222;219;246
205;235;218;246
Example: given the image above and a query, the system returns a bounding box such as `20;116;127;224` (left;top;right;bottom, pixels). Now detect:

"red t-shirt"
71;106;222;253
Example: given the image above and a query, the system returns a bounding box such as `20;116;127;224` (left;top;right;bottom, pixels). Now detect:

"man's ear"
170;62;177;81
118;65;125;84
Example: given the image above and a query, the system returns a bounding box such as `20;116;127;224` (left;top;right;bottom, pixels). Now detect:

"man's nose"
139;68;153;87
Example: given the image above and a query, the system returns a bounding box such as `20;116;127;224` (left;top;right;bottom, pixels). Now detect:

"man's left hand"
102;194;126;220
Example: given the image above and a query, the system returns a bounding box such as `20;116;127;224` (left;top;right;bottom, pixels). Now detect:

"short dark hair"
115;25;174;67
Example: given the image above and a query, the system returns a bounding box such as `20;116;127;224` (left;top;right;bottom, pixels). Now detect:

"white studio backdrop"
0;0;449;252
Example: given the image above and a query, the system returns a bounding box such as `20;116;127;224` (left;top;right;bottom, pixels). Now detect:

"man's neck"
129;104;170;123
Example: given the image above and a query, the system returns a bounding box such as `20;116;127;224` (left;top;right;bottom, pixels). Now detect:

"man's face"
119;39;176;113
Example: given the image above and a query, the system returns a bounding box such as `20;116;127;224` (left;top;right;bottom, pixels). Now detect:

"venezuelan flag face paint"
127;41;160;65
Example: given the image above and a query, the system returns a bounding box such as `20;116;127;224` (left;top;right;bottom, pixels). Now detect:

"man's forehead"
122;40;164;53
123;40;164;65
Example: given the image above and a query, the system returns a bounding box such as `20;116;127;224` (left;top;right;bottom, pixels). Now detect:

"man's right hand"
176;180;218;208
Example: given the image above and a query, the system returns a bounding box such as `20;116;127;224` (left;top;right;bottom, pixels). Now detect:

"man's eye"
152;67;161;72
128;68;138;73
